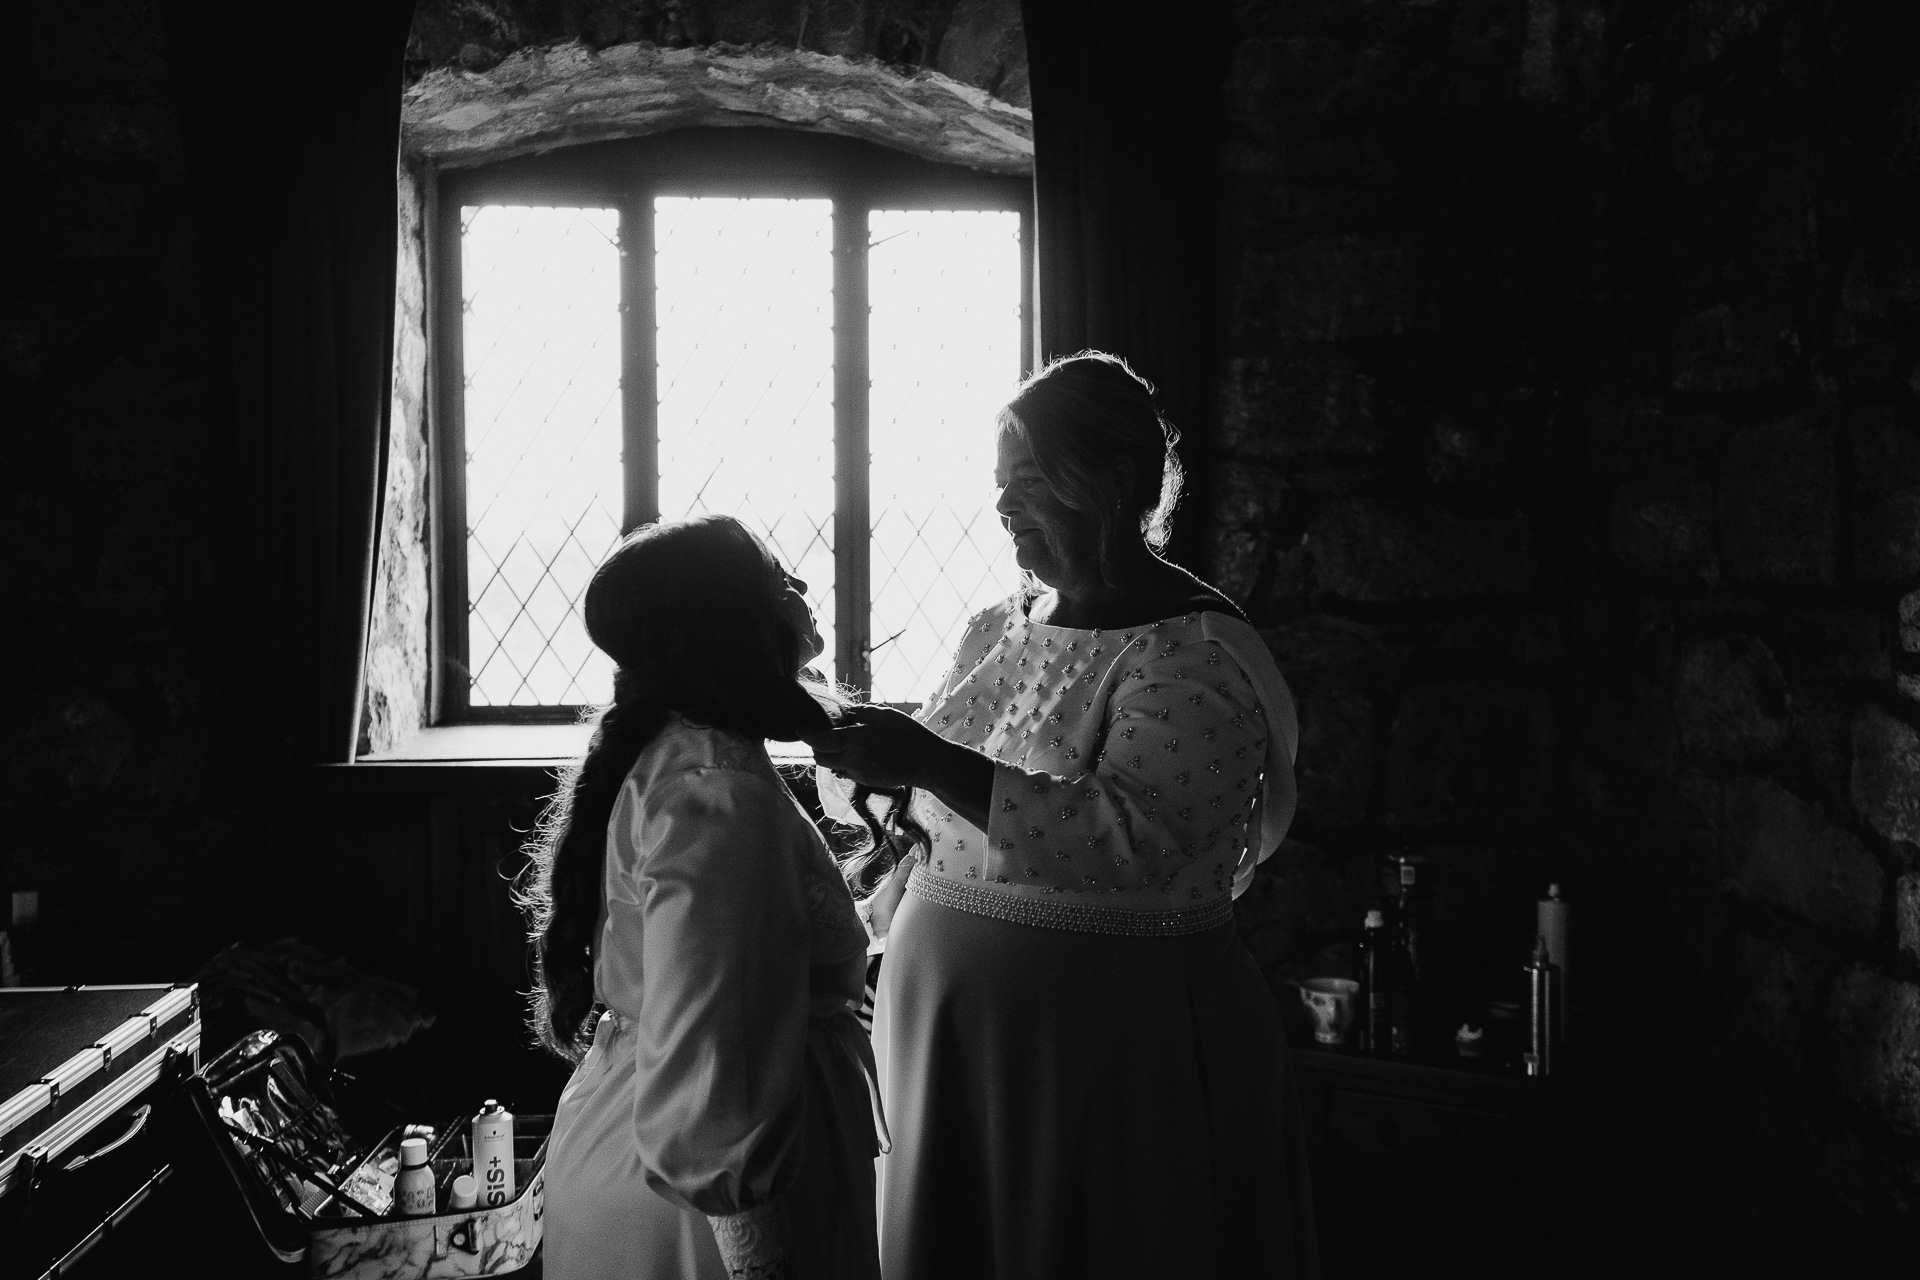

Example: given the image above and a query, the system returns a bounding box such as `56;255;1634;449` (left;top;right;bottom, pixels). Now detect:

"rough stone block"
1296;688;1374;827
1829;968;1920;1139
1715;417;1835;586
1791;699;1852;813
48;695;134;797
1611;477;1719;585
1852;705;1920;846
1261;616;1386;673
1901;591;1920;654
1675;637;1787;763
1737;934;1833;1079
402;43;1033;173
1779;611;1891;682
1384;682;1555;826
1235;234;1412;345
1850;403;1920;582
1216;356;1387;460
1725;778;1882;935
1201;460;1287;608
1834;240;1920;350
1672;301;1801;394
1898;874;1920;965
1307;499;1535;602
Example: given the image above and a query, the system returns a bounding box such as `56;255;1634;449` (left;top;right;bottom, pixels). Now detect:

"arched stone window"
365;42;1032;754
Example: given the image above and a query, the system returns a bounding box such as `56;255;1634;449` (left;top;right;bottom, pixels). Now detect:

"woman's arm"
807;641;1270;897
807;706;996;830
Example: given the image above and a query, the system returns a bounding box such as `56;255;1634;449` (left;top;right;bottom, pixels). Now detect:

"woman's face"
994;427;1098;588
774;565;825;669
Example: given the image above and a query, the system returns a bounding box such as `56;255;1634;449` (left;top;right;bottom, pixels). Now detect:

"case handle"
61;1103;151;1173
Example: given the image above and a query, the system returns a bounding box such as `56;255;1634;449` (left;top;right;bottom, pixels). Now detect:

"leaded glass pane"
868;210;1024;704
461;205;622;708
655;197;839;682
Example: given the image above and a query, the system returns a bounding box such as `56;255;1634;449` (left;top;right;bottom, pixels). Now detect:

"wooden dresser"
1290;1045;1566;1277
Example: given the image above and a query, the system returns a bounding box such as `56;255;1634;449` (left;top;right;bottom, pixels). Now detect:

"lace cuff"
706;1199;794;1279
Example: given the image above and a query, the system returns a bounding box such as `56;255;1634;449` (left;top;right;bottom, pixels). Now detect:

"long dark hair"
999;351;1185;585
839;785;930;898
517;515;832;1062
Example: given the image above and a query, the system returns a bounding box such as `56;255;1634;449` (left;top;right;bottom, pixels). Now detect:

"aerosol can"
1523;937;1562;1078
472;1100;516;1208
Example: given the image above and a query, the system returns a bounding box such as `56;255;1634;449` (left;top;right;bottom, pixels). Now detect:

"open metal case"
183;1029;548;1278
0;984;202;1279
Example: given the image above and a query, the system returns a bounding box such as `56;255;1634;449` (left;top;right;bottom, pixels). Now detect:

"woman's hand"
806;705;995;831
804;705;939;790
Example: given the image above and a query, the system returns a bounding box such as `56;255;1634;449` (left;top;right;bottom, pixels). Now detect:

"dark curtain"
1021;0;1230;564
166;3;415;765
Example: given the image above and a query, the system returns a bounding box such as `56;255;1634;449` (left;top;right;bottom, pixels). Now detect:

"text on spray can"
471;1100;516;1209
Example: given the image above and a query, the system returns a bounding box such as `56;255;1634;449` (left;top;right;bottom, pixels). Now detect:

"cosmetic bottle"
1357;910;1389;1055
395;1138;436;1216
1523;936;1561;1078
1538;883;1570;1041
448;1173;479;1212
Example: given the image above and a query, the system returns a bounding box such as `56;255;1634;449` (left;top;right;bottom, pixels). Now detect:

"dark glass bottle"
1388;865;1420;1057
1358;910;1389;1055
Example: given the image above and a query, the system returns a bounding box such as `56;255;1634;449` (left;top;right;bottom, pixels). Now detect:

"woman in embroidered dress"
809;353;1318;1279
526;515;883;1280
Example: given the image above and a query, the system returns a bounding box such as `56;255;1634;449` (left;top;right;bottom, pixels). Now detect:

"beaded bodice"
908;595;1297;936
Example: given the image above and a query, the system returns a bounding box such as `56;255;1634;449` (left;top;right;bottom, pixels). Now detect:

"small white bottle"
472;1100;516;1208
447;1173;479;1212
395;1137;436;1217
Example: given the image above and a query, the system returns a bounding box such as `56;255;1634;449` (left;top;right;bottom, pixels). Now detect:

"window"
432;130;1031;722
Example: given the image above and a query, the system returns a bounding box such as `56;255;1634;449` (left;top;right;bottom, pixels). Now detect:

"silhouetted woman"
811;354;1318;1279
527;515;883;1280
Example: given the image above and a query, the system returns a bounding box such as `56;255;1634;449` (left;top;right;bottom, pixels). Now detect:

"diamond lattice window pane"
656;198;839;681
461;205;623;707
868;210;1024;704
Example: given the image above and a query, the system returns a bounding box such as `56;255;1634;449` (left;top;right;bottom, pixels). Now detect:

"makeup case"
185;1029;548;1278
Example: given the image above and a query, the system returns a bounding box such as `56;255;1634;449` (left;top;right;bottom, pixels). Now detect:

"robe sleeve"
981;638;1270;897
624;766;810;1274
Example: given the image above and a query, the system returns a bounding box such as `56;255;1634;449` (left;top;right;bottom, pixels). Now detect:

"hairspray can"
1538;883;1570;1042
472;1100;516;1208
1524;936;1561;1078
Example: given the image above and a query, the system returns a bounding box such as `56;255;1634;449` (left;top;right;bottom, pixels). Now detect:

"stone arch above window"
402;43;1033;175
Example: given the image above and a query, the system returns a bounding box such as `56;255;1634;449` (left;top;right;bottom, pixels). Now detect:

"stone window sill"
354;723;817;768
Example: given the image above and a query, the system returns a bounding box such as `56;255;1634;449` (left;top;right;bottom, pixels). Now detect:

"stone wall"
405;0;1029;106
1213;0;1920;1257
361;158;434;757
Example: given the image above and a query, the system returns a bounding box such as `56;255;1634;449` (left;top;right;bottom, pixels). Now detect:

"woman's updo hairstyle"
999;350;1184;584
520;514;832;1061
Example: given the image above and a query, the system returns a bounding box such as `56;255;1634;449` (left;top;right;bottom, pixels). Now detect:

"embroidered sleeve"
706;1199;795;1279
979;639;1267;897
